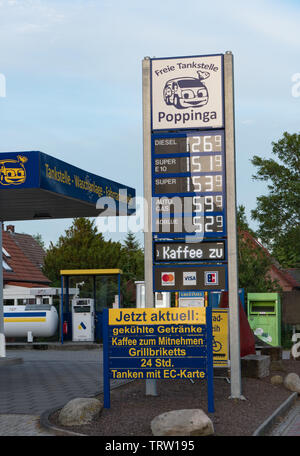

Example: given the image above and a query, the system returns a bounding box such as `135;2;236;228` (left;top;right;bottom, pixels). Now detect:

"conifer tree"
43;218;122;287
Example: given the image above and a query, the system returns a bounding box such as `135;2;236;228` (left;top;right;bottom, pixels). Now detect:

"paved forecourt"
0;347;121;435
0;349;103;414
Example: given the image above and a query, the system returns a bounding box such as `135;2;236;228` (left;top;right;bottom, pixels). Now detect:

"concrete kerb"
40;406;87;436
252;392;298;436
40;381;133;436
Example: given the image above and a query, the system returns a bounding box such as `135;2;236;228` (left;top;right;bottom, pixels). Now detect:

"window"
2;247;10;257
2;260;13;272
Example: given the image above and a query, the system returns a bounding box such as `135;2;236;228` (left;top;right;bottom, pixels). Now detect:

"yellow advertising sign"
109;307;206;326
108;307;227;367
212;308;228;367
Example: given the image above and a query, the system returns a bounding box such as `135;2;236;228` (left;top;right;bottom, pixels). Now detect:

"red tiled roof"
239;230;300;289
2;230;50;286
284;269;300;285
274;267;300;289
12;233;46;270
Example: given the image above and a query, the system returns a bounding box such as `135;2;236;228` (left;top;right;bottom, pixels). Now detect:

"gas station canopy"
0;152;135;353
60;269;123;276
0;151;135;221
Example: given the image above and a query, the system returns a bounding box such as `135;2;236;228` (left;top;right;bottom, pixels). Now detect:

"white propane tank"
4;304;59;338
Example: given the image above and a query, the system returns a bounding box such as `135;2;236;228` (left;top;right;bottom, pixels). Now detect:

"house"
2;224;51;291
269;265;300;291
240;230;300;291
284;269;300;289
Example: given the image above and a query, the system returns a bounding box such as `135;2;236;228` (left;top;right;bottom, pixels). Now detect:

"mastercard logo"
161;272;175;285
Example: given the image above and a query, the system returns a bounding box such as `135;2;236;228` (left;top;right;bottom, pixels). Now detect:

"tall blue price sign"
144;53;242;399
102;306;214;413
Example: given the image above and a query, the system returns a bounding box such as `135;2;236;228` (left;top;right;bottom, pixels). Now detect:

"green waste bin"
247;293;281;347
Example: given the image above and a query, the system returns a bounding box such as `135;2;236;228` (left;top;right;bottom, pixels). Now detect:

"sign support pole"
206;306;215;413
224;52;243;399
142;56;157;396
0;223;6;357
118;273;121;308
60;275;64;345
102;308;110;408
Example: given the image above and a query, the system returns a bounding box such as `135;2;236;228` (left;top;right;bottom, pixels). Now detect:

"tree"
237;205;281;294
251;132;300;267
120;231;144;282
43;218;123;287
43;220;145;307
236;204;256;236
119;231;144;305
32;233;46;250
271;226;300;268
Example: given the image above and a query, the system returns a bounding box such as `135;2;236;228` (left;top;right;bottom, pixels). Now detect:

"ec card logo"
204;271;218;286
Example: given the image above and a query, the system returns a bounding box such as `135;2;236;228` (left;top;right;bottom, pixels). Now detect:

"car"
0;155;27;186
163;72;209;109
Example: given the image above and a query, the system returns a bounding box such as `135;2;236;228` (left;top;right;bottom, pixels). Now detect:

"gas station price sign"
152;130;226;239
154;195;224;213
152;131;225;197
102;307;215;412
154;174;223;195
153;213;225;236
154;154;223;174
153;131;224;155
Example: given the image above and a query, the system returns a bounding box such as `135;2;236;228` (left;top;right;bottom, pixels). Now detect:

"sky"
0;0;299;248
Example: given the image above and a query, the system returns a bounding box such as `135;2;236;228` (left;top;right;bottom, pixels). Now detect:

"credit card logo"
183;271;197;286
161;272;175;286
204;271;218;285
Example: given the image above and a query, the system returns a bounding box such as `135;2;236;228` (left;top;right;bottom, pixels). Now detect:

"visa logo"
183;271;197;286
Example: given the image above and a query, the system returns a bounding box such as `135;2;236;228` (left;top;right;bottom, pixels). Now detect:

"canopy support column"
0;223;6;357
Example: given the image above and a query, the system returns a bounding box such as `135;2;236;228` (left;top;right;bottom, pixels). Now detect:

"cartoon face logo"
0;155;28;186
163;71;210;109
